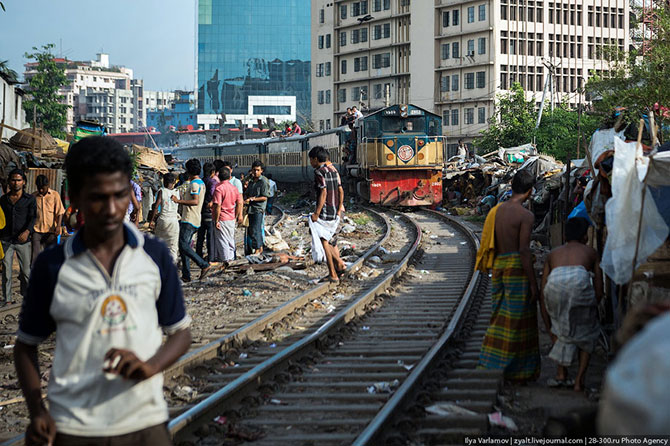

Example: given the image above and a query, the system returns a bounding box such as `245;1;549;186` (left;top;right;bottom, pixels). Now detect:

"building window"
341;60;347;74
442;11;450;27
354;56;368;72
341;4;347;19
326;119;331;129
374;23;391;40
316;63;324;77
467;39;475;56
326;90;331;104
451;109;459;126
361;28;368;42
501;4;507;20
325;62;331;76
451;74;459;91
452;42;460;58
441;43;450;60
500;72;508;90
478;107;486;123
326;34;331;48
476;71;485;88
318;35;324;49
478;37;486;54
479;4;486;21
373;53;391;68
319;8;325;23
318;91;324;104
340;32;347;47
443;110;450;124
465;73;475;89
464;108;474;125
338;89;346;103
501;38;508;54
441;75;450;92
374;83;383;99
384;0;390;10
468;6;475;23
453;9;459;25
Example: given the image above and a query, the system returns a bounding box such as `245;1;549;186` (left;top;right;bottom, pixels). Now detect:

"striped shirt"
314;162;341;221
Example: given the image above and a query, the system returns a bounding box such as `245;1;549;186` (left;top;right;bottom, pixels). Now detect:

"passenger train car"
171;104;444;207
349;104;444;206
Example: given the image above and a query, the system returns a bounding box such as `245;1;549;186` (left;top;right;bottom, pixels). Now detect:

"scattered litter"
326;304;336;313
488;411;518;431
341;224;356;234
213;416;227;425
3;345;14;349
367;379;400;394
269;398;288;405
172;385;198;402
245;268;255;276
362;326;370;331
394;215;400;219
270;343;277;348
360;272;369;278
242;289;252;297
460;242;467;245
369;256;382;264
391;250;400;254
420;270;430;275
334;293;346;300
239;353;248;359
426;403;478;416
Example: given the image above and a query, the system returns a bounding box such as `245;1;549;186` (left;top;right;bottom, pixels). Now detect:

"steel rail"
352;209;482;445
168;210;421;439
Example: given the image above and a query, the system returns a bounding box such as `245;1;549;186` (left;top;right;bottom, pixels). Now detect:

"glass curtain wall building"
197;0;311;126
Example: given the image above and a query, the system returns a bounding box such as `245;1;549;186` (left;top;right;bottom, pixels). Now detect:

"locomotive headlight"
417;139;425;147
418;153;425;160
386;153;395;161
386;140;395;148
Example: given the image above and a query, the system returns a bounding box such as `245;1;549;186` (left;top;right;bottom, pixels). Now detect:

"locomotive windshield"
381;117;426;133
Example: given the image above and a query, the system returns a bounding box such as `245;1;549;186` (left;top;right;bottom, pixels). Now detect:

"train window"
427;117;441;136
363;120;381;139
382;117;425;133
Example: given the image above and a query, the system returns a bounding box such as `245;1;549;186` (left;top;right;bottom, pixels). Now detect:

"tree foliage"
22;44;70;139
0;60;18;82
474;82;600;161
587;0;670;128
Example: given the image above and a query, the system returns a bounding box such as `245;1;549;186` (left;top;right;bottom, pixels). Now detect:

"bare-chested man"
540;217;602;392
477;169;540;382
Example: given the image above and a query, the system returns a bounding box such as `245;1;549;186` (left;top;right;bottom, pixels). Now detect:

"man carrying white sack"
308;146;346;284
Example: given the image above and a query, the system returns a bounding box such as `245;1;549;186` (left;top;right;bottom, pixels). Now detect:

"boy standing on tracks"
14;136;191;446
308;146;346;283
476;169;540;382
540;217;602;392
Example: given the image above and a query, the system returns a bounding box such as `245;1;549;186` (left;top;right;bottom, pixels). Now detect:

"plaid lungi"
478;252;540;381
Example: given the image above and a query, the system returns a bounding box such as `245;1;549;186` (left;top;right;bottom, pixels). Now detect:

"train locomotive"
348;104;444;206
170;104;443;207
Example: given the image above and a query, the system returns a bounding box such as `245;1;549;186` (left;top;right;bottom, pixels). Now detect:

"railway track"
165;209;491;445
0;206;391;446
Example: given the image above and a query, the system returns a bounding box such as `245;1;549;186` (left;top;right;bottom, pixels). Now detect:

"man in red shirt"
211;167;243;262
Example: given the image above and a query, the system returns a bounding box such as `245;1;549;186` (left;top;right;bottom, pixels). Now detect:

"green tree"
474;82;536;154
587;0;670;131
0;60;19;82
22;44;70;139
474;82;600;160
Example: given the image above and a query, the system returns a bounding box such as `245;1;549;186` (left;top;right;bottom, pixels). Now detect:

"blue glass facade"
197;0;311;122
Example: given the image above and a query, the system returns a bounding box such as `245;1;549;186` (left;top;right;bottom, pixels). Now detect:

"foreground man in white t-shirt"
14;136;192;445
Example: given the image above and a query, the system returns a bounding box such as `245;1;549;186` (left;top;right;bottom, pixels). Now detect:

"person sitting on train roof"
292;121;302;135
341;108;352;126
282;124;293;137
14;136;191;446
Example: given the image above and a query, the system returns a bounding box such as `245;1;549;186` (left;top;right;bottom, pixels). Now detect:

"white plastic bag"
600;139;669;284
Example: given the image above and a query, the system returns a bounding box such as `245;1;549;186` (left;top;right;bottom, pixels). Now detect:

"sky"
0;0;196;91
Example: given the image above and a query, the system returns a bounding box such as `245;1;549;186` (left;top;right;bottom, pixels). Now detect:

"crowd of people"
10;135;346;444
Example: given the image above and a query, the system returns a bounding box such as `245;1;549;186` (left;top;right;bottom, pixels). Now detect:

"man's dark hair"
163;172;176;186
251;160;264;170
221;160;232;169
213;159;224;171
8;168;26;182
511;169;535;194
218;167;231;181
566;217;590;242
185;158;201;176
65;136;132;196
266;173;273;180
309;146;328;162
35;174;49;188
346;107;351;111
203;162;215;178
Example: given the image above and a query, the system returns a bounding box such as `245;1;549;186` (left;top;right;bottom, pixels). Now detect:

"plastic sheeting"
588;128;624;170
601;139;669;284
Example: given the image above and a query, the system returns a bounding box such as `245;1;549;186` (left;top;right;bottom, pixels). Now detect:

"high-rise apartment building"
197;0;311;129
312;0;629;147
